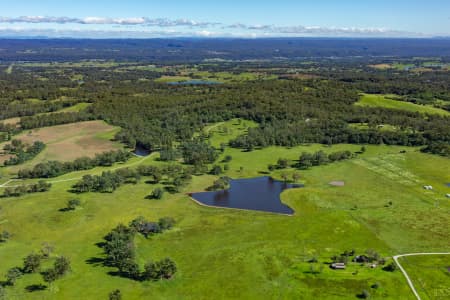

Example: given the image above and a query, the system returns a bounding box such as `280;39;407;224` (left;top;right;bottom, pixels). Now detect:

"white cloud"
0;16;216;27
0;16;429;37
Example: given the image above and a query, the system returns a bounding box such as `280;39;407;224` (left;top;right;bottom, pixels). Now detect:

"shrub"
150;187;164;200
6;267;22;285
109;290;122;300
67;199;81;210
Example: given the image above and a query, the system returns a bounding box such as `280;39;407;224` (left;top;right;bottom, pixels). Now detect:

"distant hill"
0;38;449;62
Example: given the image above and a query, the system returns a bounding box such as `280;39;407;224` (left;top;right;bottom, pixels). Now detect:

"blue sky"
0;0;449;38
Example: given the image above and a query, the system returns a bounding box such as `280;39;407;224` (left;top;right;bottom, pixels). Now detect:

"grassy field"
0;121;121;173
154;70;277;84
355;94;450;116
399;255;450;300
0;120;449;299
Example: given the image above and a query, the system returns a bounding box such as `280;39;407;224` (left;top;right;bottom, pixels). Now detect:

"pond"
134;145;151;157
168;80;221;85
190;176;302;215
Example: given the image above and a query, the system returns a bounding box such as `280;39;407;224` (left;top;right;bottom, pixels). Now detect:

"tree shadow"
58;207;74;212
25;284;47;292
85;257;107;267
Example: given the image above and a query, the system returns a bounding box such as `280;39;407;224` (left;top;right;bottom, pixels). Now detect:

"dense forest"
1;48;449;160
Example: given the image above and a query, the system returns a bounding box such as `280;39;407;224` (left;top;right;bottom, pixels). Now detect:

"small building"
423;185;433;190
331;263;346;270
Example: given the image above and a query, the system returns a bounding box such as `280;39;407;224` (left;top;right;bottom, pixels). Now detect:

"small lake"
134;145;151;157
168;80;221;85
190;176;301;215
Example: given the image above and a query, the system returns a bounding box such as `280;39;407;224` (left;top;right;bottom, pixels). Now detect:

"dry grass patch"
368;63;392;70
0;117;21;126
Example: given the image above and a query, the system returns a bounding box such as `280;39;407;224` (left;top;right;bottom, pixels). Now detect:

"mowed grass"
0;120;449;299
202;118;258;147
399;255;450;300
355;94;450;116
0;121;122;173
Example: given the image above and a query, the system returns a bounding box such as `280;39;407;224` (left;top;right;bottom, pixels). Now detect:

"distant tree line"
17;150;131;179
20;112;94;130
2;59;449;160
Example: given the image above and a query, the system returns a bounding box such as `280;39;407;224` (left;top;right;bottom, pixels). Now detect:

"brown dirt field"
1;120;121;164
0;117;21;126
0;154;13;164
368;64;392;70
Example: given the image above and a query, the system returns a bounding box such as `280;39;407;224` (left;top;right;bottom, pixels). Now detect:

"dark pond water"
134;145;151;157
168;80;221;85
190;176;302;215
447;183;450;187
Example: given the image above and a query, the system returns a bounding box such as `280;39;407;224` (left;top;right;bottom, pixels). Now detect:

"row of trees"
17;150;131;178
268;150;354;172
298;150;354;169
420;142;450;157
72;169;140;193
20;111;94;130
101;221;177;281
2;181;51;198
3;140;45;166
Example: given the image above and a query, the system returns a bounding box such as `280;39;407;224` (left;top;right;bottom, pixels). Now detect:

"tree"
42;268;58;285
67;198;81;210
0;230;10;242
118;260;140;280
383;262;397;272
6;267;22;285
143;258;177;280
150;187;164;200
158;217;176;231
54;256;71;276
143;260;159;280
159;258;177;279
210;165;222;175
298;152;313;169
208;176;231;191
277;158;289;169
41;242;54;258
292;172;301;183
109;289;122;300
223;155;232;162
358;289;370;299
281;172;289;183
23;253;42;273
0;285;6;300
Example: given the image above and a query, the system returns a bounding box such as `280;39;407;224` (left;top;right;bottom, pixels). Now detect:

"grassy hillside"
355;94;450;116
0;120;449;299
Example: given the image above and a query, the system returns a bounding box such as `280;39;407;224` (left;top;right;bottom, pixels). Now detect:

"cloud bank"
0;15;427;38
